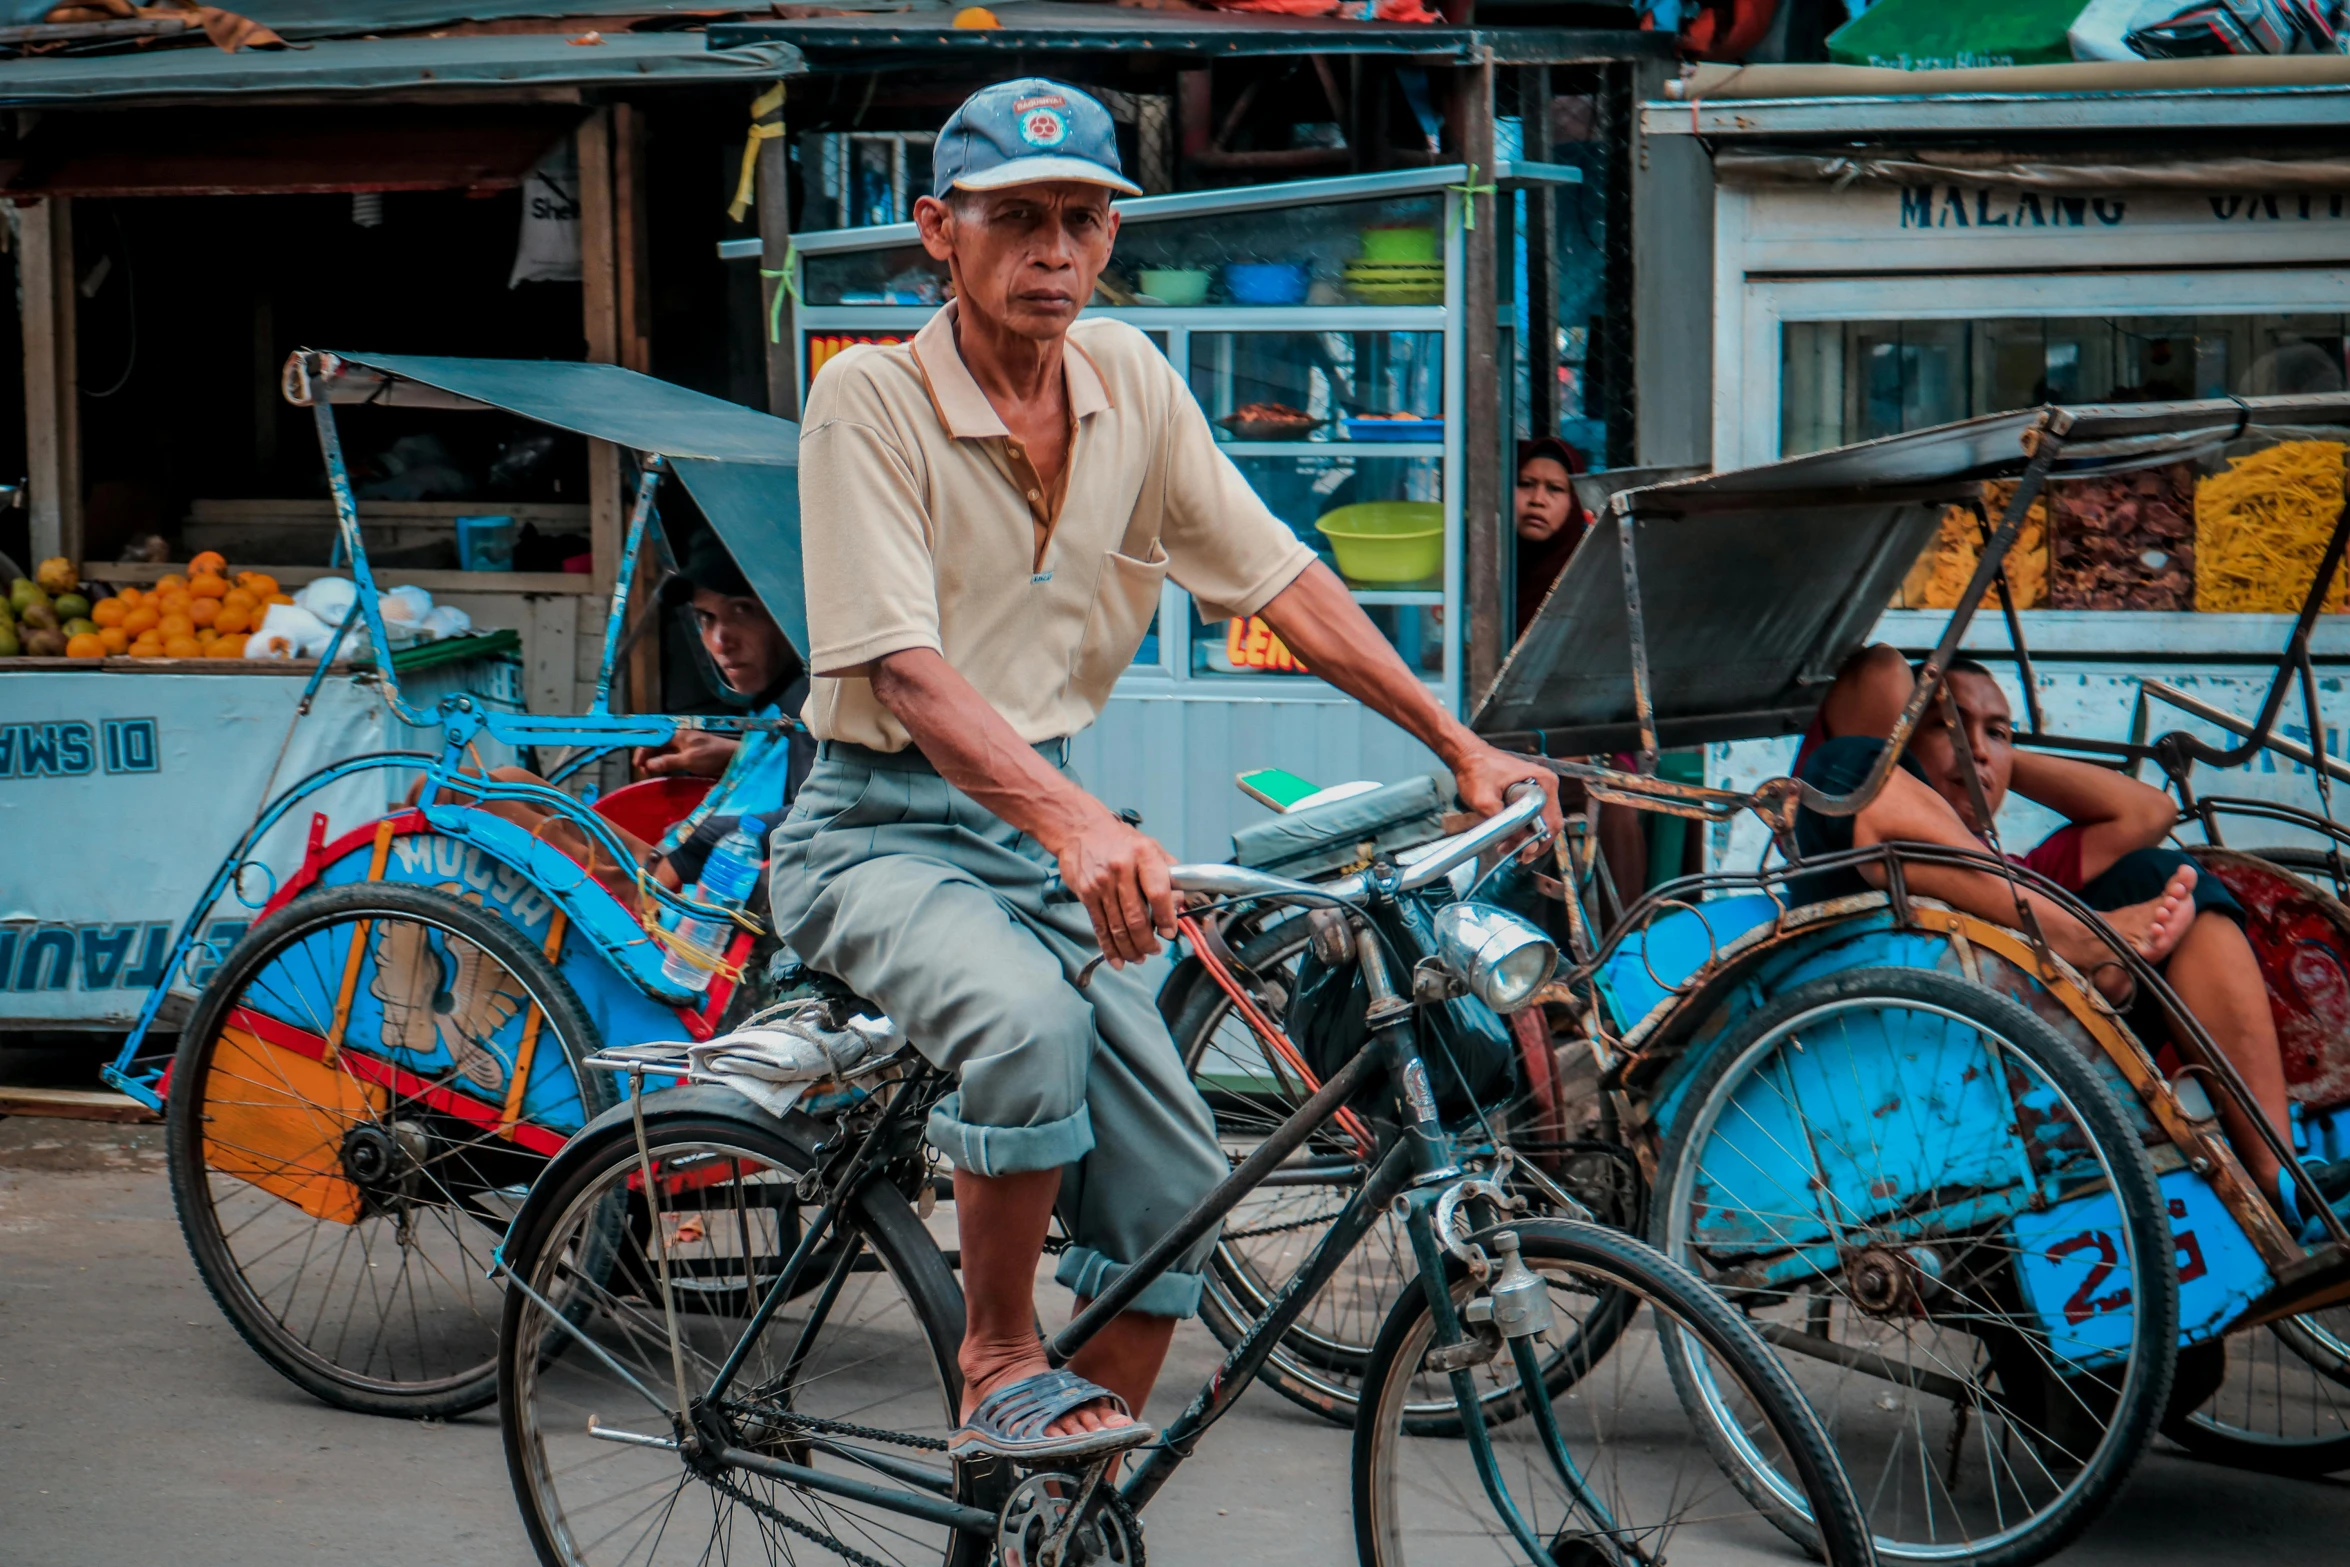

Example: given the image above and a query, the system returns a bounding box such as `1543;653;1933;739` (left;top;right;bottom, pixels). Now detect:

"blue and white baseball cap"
932;78;1141;199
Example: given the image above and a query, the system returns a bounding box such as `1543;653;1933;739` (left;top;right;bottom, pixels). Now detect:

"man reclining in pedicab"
1796;643;2350;1240
409;508;813;909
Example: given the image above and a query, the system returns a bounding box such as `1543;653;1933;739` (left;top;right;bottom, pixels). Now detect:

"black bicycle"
492;787;1876;1567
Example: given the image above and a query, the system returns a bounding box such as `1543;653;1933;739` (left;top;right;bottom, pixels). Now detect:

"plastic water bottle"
661;816;767;991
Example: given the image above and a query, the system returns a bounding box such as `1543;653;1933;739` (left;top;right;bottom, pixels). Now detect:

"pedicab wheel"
165;881;613;1419
2163;1311;2350;1476
1351;1219;1874;1567
1168;915;1636;1432
1653;966;2177;1567
498;1092;982;1567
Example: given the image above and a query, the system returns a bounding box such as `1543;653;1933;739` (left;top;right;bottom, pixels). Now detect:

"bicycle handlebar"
1168;781;1549;908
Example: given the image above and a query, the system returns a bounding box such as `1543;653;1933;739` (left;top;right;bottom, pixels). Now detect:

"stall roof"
308;352;810;657
0;31;801;107
1473;394;2350;752
711;6;1664;67
1644;56;2350;137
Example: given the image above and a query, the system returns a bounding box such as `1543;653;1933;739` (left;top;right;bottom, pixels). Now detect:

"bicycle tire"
1169;915;1635;1431
499;1088;983;1567
1654;966;2176;1567
1350;1217;1874;1567
167;880;612;1418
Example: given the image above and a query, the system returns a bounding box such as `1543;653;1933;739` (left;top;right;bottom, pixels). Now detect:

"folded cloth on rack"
601;1002;899;1116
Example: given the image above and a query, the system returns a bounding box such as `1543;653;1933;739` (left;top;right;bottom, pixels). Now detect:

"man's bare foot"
958;1336;1135;1439
2086;866;2198;1000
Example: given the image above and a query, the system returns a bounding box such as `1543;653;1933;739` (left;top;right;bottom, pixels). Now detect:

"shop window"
1783;313;2350;456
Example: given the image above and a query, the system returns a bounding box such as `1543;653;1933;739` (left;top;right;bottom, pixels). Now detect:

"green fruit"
8;577;43;612
63;617;96;638
53;592;89;621
0;623;17;656
18;601;58;633
22;626;63;656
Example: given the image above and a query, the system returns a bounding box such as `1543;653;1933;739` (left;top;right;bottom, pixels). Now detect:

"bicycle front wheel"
1352;1218;1873;1567
499;1091;981;1567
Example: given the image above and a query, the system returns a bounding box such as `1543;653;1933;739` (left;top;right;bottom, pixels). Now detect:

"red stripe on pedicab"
225;1005;567;1156
261;810;432;921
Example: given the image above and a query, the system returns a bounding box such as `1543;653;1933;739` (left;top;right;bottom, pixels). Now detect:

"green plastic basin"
1314;502;1444;584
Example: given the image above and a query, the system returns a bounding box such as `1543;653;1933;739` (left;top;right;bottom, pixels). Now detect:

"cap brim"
950;155;1143;197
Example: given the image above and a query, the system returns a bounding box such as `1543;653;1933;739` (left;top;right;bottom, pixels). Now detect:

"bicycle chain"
707;1467;904;1567
1222;1205;1349;1241
725;1401;951;1453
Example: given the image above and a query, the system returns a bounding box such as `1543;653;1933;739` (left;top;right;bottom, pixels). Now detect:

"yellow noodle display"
1896;493;2048;610
2194;441;2350;614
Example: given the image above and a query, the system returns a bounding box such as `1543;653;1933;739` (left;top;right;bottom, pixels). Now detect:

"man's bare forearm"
1257;562;1479;767
867;648;1109;855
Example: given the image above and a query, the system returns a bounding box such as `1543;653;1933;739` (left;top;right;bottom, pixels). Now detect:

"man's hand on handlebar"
1054;810;1182;967
1447;740;1563;861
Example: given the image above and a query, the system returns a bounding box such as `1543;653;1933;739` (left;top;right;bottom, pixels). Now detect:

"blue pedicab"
1470;396;2350;1567
101;351;809;1417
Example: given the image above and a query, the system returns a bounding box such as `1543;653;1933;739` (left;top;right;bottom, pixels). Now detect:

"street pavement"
5;1114;2347;1566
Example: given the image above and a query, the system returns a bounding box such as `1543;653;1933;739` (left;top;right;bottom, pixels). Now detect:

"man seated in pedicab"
1795;644;2350;1238
773;78;1557;1463
407;518;811;914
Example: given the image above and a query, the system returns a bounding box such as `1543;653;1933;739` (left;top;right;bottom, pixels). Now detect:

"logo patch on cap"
1018;106;1069;149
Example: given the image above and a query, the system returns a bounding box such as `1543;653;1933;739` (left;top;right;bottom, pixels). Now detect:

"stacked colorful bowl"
1343;226;1443;304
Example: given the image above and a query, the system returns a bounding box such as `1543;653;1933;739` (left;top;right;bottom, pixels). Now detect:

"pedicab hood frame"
1474;392;2350;827
283;349;810;716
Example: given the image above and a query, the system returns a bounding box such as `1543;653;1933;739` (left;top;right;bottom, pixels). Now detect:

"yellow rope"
728;82;787;223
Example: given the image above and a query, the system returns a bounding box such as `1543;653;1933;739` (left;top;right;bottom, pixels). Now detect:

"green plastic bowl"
1314;501;1444;583
1359;225;1439;263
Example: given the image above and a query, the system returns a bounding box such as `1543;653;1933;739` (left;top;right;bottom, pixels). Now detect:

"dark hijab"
1514;436;1589;636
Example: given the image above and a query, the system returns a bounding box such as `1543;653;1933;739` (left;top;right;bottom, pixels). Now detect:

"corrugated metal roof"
0;1;900;31
0;30;800;105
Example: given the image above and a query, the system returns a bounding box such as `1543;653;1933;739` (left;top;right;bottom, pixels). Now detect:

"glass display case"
780;166;1553;715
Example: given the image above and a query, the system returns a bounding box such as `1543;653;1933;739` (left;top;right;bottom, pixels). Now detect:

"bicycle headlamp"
1431;901;1557;1014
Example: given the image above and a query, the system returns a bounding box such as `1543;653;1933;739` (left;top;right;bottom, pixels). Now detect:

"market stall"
1643;59;2350;867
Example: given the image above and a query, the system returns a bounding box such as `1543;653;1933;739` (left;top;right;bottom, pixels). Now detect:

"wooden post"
756;100;799;420
1450;60;1504;705
20;197;80;565
577;108;623;620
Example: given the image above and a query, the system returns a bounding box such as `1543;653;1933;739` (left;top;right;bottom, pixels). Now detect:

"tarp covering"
1474;394;2350;751
1714;150;2350;191
1676;52;2350;98
0;31;800;105
327;353;808;658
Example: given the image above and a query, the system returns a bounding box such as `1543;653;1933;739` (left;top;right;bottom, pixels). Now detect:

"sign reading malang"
1895;188;2350;230
0;672;390;1026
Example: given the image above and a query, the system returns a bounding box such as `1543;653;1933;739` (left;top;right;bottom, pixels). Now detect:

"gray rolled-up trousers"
767;738;1229;1319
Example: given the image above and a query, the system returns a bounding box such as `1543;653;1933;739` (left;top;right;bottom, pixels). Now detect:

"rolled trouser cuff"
925;1092;1095;1177
1055;1243;1208;1320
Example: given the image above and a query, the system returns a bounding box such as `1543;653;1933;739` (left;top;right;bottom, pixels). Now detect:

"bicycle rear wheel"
2166;1309;2350;1475
499;1089;981;1567
1352;1218;1873;1567
166;880;611;1417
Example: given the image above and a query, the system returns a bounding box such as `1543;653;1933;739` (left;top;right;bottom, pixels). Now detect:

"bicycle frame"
511;878;1607;1565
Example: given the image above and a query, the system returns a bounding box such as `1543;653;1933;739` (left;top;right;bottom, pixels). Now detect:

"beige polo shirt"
796;301;1317;751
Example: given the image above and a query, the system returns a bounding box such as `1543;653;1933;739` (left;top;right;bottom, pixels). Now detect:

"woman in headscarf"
1514;435;1590;637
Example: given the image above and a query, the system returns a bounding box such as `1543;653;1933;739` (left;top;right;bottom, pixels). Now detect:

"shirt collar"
909;299;1112;440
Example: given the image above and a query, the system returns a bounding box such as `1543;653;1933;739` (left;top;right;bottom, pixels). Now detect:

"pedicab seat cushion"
1231;774;1449;879
1596;894;1784;1032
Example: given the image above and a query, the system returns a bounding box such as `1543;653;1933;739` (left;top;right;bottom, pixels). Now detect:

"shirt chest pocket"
1068;541;1169;706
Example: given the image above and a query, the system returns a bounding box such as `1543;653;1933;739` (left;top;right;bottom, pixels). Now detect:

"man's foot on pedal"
960;1343;1141;1444
950;1367;1155;1461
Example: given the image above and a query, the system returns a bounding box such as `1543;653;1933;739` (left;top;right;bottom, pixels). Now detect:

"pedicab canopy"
285;351;807;657
1473;392;2350;758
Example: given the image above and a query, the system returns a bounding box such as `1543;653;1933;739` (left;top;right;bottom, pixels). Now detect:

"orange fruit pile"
81;550;293;660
